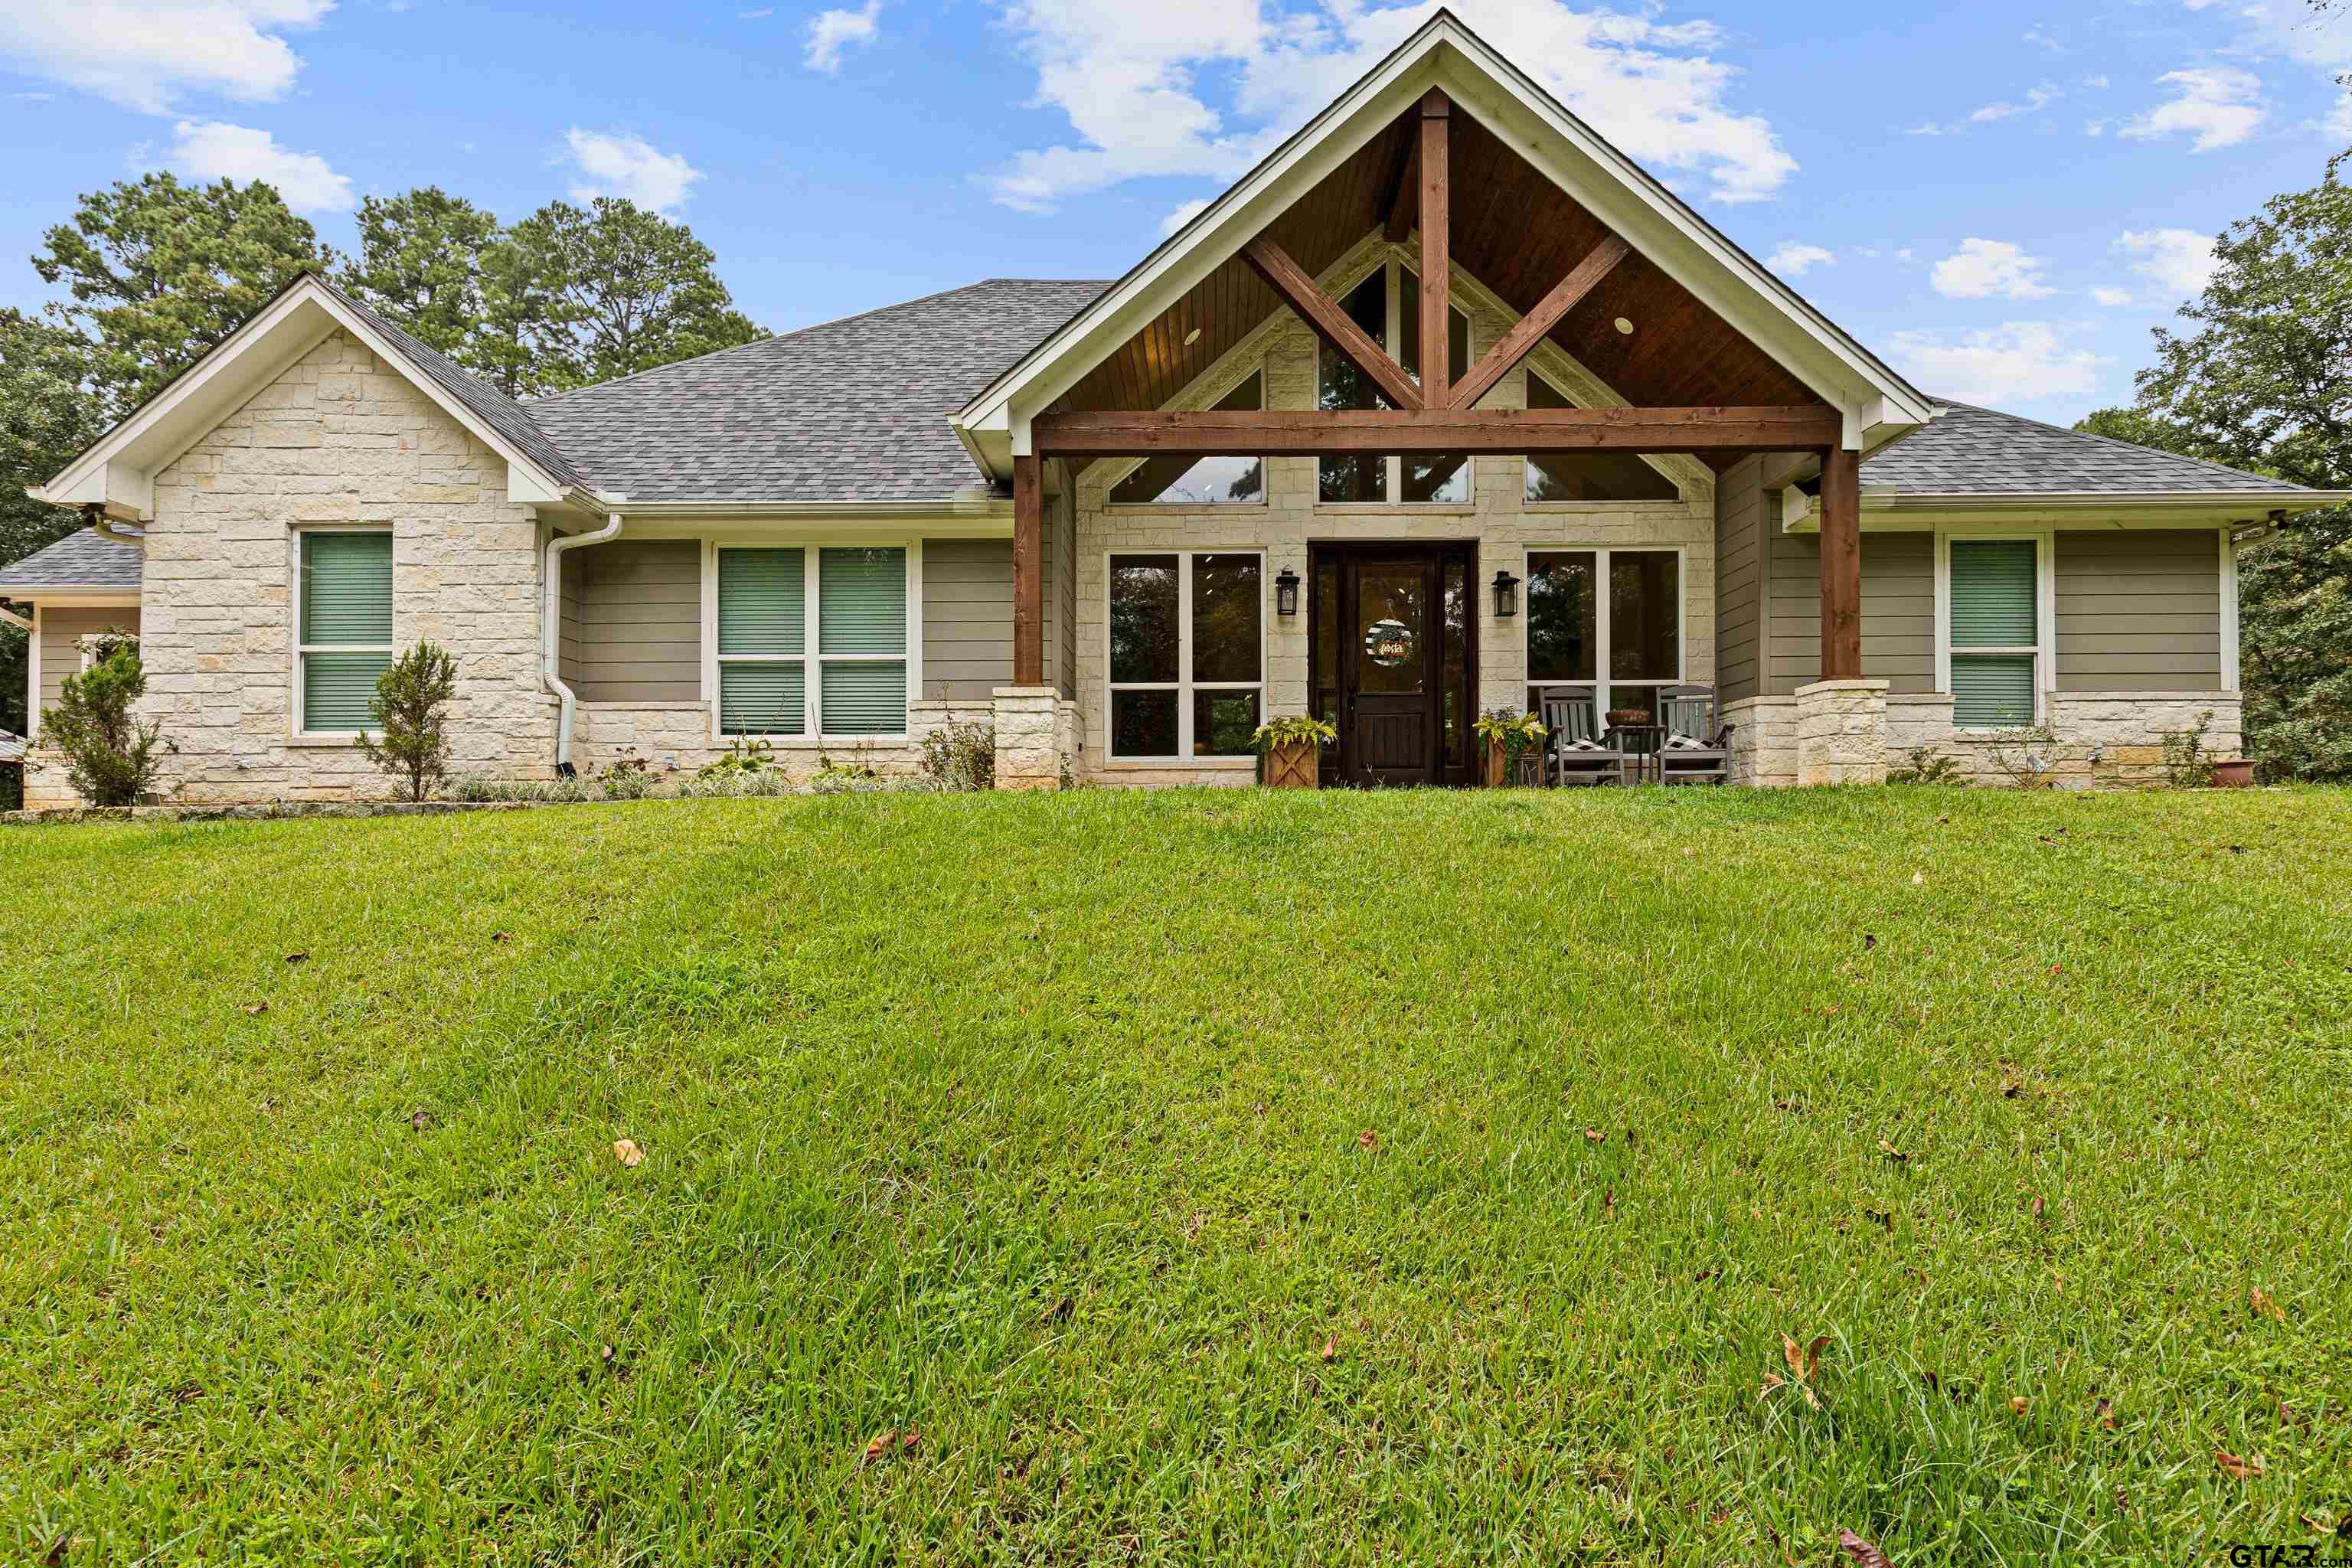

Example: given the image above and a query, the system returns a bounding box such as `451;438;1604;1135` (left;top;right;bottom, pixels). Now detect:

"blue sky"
2;0;2347;422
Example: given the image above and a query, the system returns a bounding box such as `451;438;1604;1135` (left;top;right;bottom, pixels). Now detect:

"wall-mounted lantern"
1275;567;1301;617
1491;569;1521;619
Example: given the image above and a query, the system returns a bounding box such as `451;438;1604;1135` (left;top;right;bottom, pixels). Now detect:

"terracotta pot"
1263;740;1318;789
2210;759;2256;789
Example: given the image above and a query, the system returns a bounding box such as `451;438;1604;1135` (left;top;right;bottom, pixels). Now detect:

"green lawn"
4;787;2350;1564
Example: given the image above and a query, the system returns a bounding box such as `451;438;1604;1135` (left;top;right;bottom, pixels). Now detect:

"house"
6;11;2339;806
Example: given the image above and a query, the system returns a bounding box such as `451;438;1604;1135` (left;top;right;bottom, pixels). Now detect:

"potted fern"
1253;714;1336;789
1474;708;1547;788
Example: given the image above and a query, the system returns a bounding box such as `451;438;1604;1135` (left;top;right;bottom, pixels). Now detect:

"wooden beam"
1418;89;1451;411
1380;129;1417;243
1449;237;1629;410
1033;405;1844;459
1012;453;1043;688
1241;237;1423;413
1818;445;1862;681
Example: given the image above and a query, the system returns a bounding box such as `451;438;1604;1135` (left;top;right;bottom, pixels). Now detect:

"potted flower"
1253;714;1337;789
1473;708;1548;788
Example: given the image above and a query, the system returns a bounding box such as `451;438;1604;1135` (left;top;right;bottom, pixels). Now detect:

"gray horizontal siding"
573;541;700;704
2056;529;2223;691
923;538;1016;701
1765;531;1936;695
1714;456;1762;704
38;606;141;711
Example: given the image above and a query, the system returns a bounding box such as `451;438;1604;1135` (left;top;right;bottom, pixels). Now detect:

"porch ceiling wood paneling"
1055;104;1829;471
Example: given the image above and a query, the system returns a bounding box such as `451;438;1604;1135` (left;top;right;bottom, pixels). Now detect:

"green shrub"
2160;709;2219;789
38;634;168;806
1886;746;1968;786
444;775;592;804
919;720;995;792
599;753;660;800
360;643;459;802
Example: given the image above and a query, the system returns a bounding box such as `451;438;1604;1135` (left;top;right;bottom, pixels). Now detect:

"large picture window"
1107;550;1263;760
1944;537;2043;727
1524;371;1681;502
1318;261;1472;505
1109;371;1266;505
1523;547;1682;719
298;529;394;733
716;545;911;737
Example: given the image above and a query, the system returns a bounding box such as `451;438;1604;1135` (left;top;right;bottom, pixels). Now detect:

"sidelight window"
1107;550;1264;760
1524;546;1683;719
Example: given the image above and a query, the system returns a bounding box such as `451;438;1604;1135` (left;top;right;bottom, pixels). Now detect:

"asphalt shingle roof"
528;279;1110;505
315;277;593;492
0;733;24;766
0;528;144;590
1866;400;2314;496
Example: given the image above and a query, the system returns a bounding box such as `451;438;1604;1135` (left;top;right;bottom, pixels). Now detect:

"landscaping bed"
3;787;2348;1561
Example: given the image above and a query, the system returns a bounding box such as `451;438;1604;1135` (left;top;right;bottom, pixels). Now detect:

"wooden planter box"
1481;738;1544;788
1263;740;1319;789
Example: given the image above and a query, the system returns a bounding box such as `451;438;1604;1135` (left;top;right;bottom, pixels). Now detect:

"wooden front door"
1311;544;1478;787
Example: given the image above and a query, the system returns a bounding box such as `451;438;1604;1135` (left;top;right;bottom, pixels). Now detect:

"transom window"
1523;547;1683;719
1524;371;1681;502
1945;537;2043;727
716;545;911;738
1318;262;1472;505
298;529;394;733
1109;371;1266;505
1107;551;1264;760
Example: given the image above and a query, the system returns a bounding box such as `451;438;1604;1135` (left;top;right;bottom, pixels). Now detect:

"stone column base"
992;686;1069;791
1795;678;1890;786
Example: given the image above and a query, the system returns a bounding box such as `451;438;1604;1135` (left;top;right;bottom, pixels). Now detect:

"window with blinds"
1949;538;2040;727
716;545;908;737
299;530;394;731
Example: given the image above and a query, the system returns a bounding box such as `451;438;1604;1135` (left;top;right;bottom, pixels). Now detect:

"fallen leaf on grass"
1602;1187;1615;1217
2002;1081;2025;1099
2030;1194;2046;1221
900;1429;921;1452
491;931;511;945
1321;1334;1339;1363
44;1534;70;1568
241;1001;269;1016
410;1110;436;1132
1356;1129;1379;1151
1039;1296;1073;1324
1838;1529;1893;1568
862;1432;896;1466
1864;1209;1893;1233
1775;1332;1831;1408
1862;933;1877;952
1911;871;1926;887
612;1138;645;1168
283;951;309;965
2216;1449;2262;1481
1877;1138;1908;1163
2096;1397;2116;1430
2250;1287;2285;1321
2011;1396;2030;1416
1583;1128;1605;1142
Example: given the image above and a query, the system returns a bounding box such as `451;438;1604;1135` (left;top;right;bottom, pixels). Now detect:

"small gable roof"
0;527;144;591
1867;402;2324;499
531;279;1106;505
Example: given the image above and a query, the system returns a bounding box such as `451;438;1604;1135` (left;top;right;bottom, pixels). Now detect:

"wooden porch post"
1418;90;1451;410
1818;444;1862;680
1012;453;1044;688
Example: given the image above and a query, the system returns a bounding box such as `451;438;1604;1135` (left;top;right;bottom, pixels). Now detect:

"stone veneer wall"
570;697;995;786
132;328;555;802
1067;235;1717;785
1731;690;2243;788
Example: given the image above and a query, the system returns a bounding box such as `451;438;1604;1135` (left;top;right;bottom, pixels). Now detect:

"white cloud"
805;0;880;73
986;0;1797;215
1930;238;2055;300
1971;83;2061;122
2118;227;2220;299
1884;322;2110;407
0;0;332;114
2079;73;2109;90
2091;285;2134;306
739;5;773;15
561;129;703;214
1767;241;1833;276
161;119;352;210
2122;67;2265;152
1158;197;1212;237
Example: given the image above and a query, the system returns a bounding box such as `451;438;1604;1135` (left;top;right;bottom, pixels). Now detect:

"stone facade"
134;329;555;802
1795;678;1890;786
991;687;1077;790
1723;695;1798;787
1067;235;1717;786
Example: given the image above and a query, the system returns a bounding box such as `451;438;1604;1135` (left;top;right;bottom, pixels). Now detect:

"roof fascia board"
1782;491;2347;531
39;279;570;518
0;587;141;605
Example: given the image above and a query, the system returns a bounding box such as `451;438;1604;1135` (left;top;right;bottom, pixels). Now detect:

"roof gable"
952;8;1934;479
34;276;586;520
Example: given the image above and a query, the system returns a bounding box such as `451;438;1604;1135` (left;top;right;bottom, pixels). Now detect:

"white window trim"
292;524;395;739
1519;544;1687;717
1316;260;1475;507
1102;363;1272;510
703;539;923;746
24;603;38;735
1105;548;1268;765
1934;528;2056;729
2220;527;2241;691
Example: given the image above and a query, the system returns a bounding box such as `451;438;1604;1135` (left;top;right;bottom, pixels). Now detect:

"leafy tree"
519;198;765;387
34;173;335;419
361;642;460;802
1;306;108;736
39;632;168;805
470;223;574;398
2076;155;2352;779
339;187;501;358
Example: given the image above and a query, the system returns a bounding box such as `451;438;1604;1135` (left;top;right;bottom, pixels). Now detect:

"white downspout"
544;511;622;776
